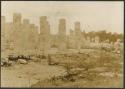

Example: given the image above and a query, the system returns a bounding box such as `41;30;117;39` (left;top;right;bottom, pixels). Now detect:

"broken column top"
13;13;22;24
58;18;66;34
40;16;47;21
59;19;66;23
13;13;21;18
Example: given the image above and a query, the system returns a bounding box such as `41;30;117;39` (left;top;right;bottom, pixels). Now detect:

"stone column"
39;16;51;54
74;22;82;49
13;13;22;26
58;19;67;51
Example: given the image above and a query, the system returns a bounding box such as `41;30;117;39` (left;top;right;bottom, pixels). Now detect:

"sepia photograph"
1;1;124;88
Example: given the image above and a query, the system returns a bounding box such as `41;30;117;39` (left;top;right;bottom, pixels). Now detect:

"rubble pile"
1;54;33;66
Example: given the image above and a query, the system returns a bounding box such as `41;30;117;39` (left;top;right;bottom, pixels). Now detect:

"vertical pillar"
74;22;82;49
39;16;50;54
58;19;67;51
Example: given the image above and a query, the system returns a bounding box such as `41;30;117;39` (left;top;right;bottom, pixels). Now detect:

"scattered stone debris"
8;55;18;61
18;59;27;64
1;58;12;67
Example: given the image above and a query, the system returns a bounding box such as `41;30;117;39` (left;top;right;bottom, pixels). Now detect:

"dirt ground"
1;60;66;87
1;49;123;88
31;50;123;88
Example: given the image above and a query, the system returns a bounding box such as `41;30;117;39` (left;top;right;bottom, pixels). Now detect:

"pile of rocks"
1;54;33;67
1;58;13;67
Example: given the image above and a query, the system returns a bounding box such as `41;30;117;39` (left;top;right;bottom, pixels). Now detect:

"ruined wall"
1;13;38;54
2;13;111;55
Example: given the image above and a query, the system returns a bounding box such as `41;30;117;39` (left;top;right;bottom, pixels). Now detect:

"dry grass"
31;49;123;88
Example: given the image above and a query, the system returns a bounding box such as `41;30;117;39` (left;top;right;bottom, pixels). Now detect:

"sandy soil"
1;60;66;87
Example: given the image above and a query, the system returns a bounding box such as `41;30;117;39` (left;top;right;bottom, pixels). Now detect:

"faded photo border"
0;0;124;89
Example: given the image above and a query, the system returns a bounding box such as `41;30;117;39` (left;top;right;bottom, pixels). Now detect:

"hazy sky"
1;1;124;34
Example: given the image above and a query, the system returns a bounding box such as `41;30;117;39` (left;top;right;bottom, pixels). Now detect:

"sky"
1;1;124;34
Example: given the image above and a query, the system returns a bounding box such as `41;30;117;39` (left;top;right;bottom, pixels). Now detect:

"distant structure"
13;13;22;26
1;13;38;54
2;13;122;55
